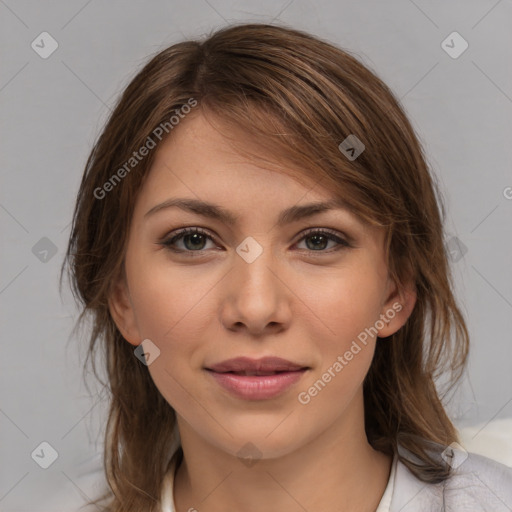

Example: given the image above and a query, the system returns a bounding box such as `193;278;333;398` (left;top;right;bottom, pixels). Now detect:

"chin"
198;415;312;461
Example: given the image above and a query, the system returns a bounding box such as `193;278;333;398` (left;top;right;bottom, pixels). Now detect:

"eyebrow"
144;197;352;227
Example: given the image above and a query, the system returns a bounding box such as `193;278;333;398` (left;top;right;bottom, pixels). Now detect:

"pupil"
185;233;205;250
306;234;327;250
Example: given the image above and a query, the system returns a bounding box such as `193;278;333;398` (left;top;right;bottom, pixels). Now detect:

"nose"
218;240;292;337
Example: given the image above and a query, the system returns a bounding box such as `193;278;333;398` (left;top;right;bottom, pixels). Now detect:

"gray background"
1;1;511;510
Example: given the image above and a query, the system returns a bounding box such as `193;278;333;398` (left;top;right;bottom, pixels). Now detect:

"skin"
109;111;417;512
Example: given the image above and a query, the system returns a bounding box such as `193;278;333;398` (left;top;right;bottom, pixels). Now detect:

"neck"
173;395;391;512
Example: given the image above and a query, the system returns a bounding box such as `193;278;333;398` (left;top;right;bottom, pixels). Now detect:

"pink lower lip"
206;369;307;400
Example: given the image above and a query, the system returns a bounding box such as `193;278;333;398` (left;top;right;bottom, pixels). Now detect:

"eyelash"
159;227;351;257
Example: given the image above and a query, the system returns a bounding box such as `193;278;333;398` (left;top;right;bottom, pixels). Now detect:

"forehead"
136;112;337;213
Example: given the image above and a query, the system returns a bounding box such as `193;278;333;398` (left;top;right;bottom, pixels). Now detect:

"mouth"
213;370;298;376
204;357;310;400
205;356;309;374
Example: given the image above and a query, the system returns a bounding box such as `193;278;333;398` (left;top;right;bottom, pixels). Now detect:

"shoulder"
390;450;512;511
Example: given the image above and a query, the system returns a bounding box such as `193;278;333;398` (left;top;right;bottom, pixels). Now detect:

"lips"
205;357;310;400
225;370;287;376
205;356;308;374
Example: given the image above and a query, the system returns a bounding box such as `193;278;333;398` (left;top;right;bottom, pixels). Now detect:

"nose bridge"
234;234;278;291
220;234;290;333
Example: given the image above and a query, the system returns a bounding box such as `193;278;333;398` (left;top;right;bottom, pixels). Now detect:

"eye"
159;227;351;256
294;228;351;253
160;227;218;255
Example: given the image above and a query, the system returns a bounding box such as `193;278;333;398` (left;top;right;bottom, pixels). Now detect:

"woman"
61;23;512;512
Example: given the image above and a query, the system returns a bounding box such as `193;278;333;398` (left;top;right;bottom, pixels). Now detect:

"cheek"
306;267;384;344
126;249;218;344
299;267;385;398
298;279;380;410
126;258;220;413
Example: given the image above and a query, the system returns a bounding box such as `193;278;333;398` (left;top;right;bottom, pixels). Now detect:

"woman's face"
109;112;415;460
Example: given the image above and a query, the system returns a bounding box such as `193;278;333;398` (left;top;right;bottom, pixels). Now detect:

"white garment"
376;452;397;511
390;449;512;511
160;448;512;512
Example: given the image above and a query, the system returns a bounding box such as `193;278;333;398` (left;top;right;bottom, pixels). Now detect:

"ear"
107;271;141;346
376;276;417;338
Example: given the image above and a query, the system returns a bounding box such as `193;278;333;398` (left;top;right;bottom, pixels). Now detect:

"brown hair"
60;22;469;512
